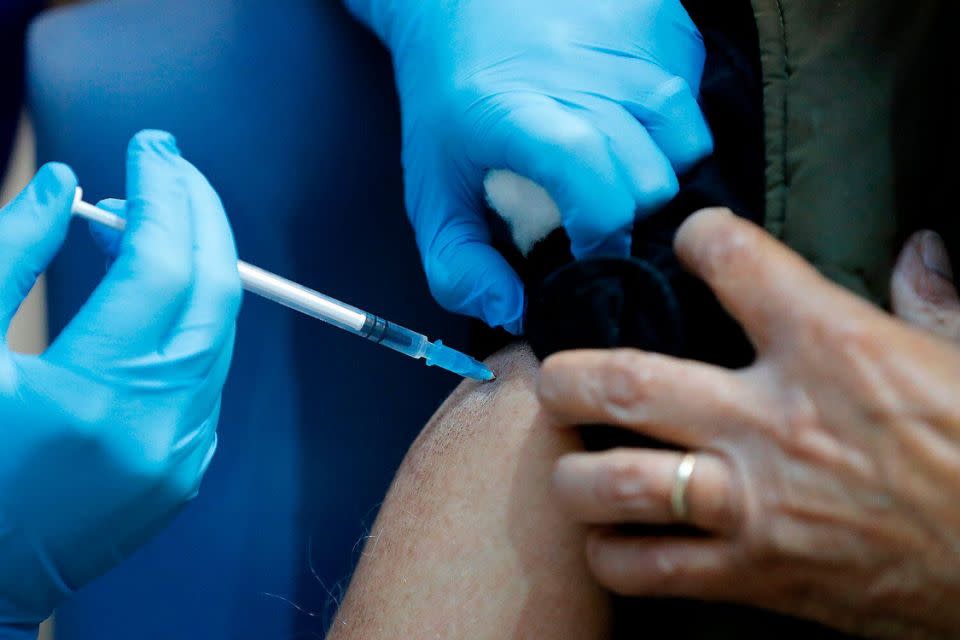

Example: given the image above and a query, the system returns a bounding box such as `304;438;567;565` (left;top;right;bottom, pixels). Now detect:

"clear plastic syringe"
71;189;495;382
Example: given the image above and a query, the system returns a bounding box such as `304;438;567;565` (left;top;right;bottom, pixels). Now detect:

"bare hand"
538;209;960;639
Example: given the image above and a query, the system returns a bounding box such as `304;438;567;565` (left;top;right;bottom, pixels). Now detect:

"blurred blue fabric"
27;1;470;637
0;1;42;179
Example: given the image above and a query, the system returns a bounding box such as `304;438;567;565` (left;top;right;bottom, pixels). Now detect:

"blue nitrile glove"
344;0;712;333
0;130;242;638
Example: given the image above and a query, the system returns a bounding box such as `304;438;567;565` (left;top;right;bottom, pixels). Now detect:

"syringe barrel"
242;261;431;359
236;261;368;334
71;193;492;379
73;192;435;365
358;317;428;360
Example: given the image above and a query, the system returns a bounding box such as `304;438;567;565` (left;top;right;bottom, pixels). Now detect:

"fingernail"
921;232;954;282
32;162;77;205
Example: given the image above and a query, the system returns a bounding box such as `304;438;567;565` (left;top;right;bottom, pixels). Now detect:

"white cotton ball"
483;170;562;256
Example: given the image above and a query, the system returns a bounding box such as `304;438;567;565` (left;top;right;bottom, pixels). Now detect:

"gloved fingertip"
427;250;527;332
479;279;526;334
0;163;77;241
14;163;79;221
34;162;78;196
501;316;525;336
626;78;715;175
671;117;714;175
123;129;191;235
128;129;181;159
486;303;526;334
633;170;679;218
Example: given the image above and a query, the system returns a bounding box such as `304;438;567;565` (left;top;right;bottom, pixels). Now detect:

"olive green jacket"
752;0;954;305
657;3;953;637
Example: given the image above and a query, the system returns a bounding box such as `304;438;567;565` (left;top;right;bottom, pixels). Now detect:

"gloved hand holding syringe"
72;188;495;382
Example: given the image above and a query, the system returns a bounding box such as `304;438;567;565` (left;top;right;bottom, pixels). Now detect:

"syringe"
71;189;495;382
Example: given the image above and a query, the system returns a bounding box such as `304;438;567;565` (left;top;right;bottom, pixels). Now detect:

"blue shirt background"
26;1;471;637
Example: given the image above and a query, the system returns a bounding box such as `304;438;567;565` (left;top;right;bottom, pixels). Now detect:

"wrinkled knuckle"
600;350;653;410
607;348;644;373
652;77;695;113
562;125;608;162
829;318;881;362
534;123;608;182
824;320;891;378
830;326;902;421
648;551;691;593
598;454;649;503
776;386;825;452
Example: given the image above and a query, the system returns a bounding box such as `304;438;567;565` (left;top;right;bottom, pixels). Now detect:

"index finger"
160;162;242;370
674;209;862;349
49;131;195;363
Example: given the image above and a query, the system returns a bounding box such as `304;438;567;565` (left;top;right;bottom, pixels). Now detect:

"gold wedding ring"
670;453;698;521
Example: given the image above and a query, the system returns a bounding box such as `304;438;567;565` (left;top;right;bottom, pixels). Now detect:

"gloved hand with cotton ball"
0;130;241;638
344;0;713;333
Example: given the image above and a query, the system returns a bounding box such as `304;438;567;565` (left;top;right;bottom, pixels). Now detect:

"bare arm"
328;344;611;639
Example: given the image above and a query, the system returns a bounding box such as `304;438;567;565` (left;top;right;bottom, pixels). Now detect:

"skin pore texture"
327;344;610;639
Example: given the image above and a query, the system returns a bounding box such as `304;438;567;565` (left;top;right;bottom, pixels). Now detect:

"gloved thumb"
0;163;77;334
891;230;960;344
